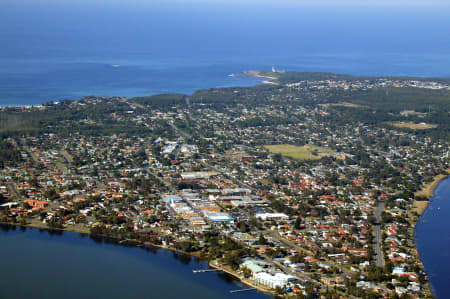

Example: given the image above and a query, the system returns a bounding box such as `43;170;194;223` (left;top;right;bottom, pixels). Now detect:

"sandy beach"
413;169;450;216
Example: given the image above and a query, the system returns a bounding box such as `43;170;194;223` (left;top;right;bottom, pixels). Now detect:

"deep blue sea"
415;177;450;299
1;2;450;106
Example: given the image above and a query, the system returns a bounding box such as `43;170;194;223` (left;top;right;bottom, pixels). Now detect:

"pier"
229;288;256;294
192;269;222;273
119;239;132;244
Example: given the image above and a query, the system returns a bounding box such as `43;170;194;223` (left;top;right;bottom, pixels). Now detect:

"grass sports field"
386;121;438;130
264;144;335;161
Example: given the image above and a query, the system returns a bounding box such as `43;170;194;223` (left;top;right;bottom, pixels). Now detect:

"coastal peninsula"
1;71;449;298
230;70;281;85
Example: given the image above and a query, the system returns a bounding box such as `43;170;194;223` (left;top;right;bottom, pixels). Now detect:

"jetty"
229;288;256;294
119;239;132;244
192;269;222;274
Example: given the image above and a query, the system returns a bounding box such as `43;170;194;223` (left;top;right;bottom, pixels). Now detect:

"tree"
222;250;243;270
44;188;59;200
249;217;262;229
242;267;252;278
40;211;47;221
294;216;302;229
238;221;247;233
275;286;284;295
257;233;268;245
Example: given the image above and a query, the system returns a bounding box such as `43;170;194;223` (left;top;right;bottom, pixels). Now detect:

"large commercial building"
255;213;289;221
253;272;296;289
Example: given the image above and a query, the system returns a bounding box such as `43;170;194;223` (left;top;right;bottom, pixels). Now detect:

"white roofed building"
253;272;296;289
255;213;289;221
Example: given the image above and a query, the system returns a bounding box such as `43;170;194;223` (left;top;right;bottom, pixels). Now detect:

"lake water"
0;225;269;299
415;177;450;299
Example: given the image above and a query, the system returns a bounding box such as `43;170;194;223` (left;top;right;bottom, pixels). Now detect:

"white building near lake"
253;272;296;288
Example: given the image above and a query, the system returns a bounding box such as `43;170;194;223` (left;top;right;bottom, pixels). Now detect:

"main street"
373;201;386;268
8;182;24;201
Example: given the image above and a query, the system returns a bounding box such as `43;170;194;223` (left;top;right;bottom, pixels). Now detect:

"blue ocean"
1;2;450;106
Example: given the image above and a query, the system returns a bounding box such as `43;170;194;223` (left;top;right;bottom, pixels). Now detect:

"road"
60;150;74;164
373;201;386;268
8;182;24;201
261;253;313;282
19;138;40;165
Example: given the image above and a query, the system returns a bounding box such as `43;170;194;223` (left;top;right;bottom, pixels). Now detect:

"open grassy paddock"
264;144;335;161
387;121;438;130
411;200;429;216
320;102;367;108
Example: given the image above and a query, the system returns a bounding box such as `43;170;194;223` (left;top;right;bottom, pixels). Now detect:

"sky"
131;0;449;5
3;0;450;6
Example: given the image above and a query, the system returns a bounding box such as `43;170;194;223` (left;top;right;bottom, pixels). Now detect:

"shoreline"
208;261;274;296
232;71;280;85
0;221;275;296
0;220;90;234
412;169;450;216
0;221;199;256
409;170;450;298
1;70;276;108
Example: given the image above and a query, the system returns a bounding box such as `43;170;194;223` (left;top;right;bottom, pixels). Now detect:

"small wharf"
229;288;256;294
192;269;221;274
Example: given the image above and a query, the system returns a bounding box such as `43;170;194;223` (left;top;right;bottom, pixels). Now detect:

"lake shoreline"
411;171;450;298
0;225;269;299
0;221;274;296
208;261;275;295
412;169;450;216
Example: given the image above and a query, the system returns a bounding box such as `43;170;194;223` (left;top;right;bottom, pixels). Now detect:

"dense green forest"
274;71;450;85
0;140;22;167
131;94;187;108
0;100;155;138
328;87;450;112
324;87;450;140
